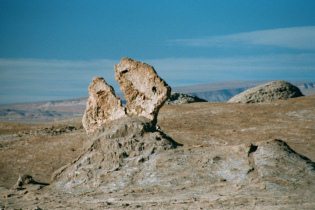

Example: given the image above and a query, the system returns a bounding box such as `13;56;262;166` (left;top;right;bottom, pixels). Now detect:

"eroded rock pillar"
115;57;171;122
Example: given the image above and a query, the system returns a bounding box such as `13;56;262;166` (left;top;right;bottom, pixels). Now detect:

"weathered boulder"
228;80;303;103
115;57;171;122
166;92;207;105
82;77;126;133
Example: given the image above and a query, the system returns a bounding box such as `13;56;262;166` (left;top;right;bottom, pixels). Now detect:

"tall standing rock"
115;57;171;122
82;77;126;133
82;58;171;133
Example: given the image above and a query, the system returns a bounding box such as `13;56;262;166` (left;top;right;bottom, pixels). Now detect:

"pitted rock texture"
82;77;126;133
115;57;171;122
228;80;303;103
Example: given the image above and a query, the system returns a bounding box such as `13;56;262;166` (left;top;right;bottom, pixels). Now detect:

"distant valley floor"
0;80;314;123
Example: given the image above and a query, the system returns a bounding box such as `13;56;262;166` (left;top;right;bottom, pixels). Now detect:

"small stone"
14;174;34;189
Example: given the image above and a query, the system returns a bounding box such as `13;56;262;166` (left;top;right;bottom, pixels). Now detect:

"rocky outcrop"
228;80;303;103
115;57;171;122
82;58;171;133
82;77;126;133
166;92;207;104
50;138;314;197
52;117;179;192
55;58;178;192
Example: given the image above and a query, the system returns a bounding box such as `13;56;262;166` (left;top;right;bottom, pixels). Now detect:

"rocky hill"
228;80;304;103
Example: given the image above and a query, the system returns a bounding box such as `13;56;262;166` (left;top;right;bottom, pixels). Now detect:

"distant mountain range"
0;80;314;122
173;80;315;102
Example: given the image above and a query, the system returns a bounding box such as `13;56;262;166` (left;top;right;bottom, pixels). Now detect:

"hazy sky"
1;0;315;103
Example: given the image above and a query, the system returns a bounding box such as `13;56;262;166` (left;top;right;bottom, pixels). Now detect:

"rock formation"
115;57;171;122
82;58;171;133
43;138;315;205
228;80;303;103
166;92;207;104
82;77;126;133
69;58;178;191
50;57;181;192
52;117;179;192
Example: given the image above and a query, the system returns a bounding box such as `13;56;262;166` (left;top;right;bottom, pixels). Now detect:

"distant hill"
228;81;304;103
0;98;86;122
299;81;315;95
0;80;314;122
173;81;315;102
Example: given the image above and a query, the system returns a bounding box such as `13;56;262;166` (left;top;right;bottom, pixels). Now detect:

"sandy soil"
158;95;315;160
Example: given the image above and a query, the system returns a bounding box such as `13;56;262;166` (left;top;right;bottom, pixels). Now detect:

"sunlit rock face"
115;57;171;122
82;58;171;133
82;77;126;134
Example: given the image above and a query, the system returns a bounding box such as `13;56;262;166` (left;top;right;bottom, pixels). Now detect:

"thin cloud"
148;54;315;81
1;54;315;103
0;58;119;103
170;26;315;50
0;58;117;69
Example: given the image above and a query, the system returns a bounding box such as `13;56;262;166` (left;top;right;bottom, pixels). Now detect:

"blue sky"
1;0;315;103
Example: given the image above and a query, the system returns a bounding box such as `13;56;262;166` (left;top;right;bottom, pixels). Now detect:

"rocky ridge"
2;137;314;209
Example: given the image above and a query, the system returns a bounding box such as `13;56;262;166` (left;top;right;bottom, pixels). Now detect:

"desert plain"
0;94;314;209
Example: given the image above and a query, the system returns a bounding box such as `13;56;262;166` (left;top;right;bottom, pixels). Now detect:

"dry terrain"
0;95;314;209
